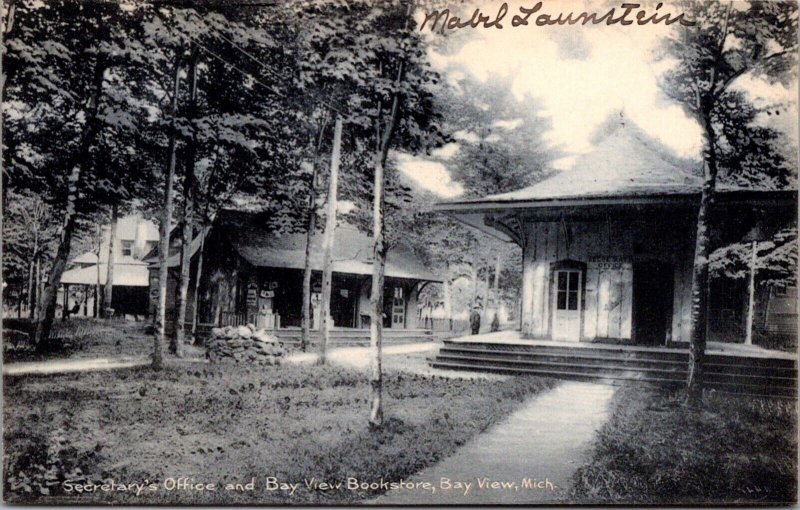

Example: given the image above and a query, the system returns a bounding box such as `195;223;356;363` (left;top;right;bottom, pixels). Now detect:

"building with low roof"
436;120;796;345
149;209;441;338
59;215;159;317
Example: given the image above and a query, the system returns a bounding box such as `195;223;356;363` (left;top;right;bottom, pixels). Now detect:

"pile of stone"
207;325;285;365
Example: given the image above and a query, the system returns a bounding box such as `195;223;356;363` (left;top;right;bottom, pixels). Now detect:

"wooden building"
436;121;796;345
59;215;159;318
149;210;441;334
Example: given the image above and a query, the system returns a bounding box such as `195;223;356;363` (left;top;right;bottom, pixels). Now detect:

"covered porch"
446;330;798;360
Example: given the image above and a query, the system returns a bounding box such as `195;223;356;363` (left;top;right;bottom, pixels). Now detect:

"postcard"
2;0;797;505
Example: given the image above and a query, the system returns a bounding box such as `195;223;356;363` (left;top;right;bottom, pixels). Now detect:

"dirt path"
371;381;616;505
3;356;151;376
285;342;508;380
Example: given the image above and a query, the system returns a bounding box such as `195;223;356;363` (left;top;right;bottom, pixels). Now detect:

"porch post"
744;241;757;346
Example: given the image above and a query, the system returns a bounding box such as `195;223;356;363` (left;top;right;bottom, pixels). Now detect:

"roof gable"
480;120;706;203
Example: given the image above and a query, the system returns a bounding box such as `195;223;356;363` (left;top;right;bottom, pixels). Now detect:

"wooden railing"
416;317;470;333
220;312;280;330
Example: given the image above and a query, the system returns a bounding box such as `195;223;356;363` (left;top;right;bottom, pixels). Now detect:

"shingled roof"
441;119;766;207
155;211;440;282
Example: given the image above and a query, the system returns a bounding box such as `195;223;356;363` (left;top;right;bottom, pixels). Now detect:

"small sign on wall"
588;259;630;270
246;288;258;307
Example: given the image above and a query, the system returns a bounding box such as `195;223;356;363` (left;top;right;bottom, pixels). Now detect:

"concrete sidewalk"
371;381;616;505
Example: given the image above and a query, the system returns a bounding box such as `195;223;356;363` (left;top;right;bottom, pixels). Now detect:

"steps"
430;340;798;398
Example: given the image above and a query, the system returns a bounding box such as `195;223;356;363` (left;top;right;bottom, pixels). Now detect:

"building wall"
520;212;696;342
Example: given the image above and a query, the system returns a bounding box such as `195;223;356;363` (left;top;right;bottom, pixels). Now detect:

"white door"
553;270;582;341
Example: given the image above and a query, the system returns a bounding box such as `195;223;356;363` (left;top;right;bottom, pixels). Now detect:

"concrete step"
434;354;797;387
440;342;797;369
429;360;797;398
431;341;797;399
436;349;798;378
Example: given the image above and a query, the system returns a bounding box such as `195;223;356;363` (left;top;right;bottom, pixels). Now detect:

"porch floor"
450;331;797;361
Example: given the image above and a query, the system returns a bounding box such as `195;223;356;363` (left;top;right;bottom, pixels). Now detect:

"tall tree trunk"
174;48;199;357
686;114;719;405
94;252;100;317
154;58;182;369
34;170;80;351
27;254;35;319
103;204;118;316
301;196;318;352
318;117;343;364
301;120;328;352
36;257;42;315
744;240;757;346
190;219;207;343
32;57;107;349
369;157;387;428
369;0;412;428
370;85;403;429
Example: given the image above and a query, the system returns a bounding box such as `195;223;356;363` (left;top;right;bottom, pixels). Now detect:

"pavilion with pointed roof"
436;120;796;345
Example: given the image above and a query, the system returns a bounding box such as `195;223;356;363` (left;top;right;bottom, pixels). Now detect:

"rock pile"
207;325;285;365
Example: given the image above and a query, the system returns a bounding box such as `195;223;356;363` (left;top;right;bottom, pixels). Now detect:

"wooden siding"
521;213;696;342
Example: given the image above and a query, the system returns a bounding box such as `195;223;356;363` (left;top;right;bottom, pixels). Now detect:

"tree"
291;0;445;427
102;204;118;316
153;56;182;369
442;75;556;200
173;46;199;357
659;0;797;403
318;117;343;364
2;190;59;318
424;76;556;326
4;1;164;350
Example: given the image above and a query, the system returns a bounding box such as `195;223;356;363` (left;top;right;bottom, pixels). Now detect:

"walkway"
3;356;150;376
372;381;616;505
285;342;437;367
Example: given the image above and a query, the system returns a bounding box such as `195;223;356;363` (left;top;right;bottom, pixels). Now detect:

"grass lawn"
3;318;205;363
4;361;556;504
3;318;154;362
570;385;798;505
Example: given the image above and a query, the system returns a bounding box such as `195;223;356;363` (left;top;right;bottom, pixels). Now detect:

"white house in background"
59;215;159;318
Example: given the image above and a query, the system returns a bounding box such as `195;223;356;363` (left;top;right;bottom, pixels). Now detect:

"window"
121;240;133;257
556;270;580;311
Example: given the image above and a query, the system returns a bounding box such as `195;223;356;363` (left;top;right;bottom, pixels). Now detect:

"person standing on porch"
470;305;481;335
